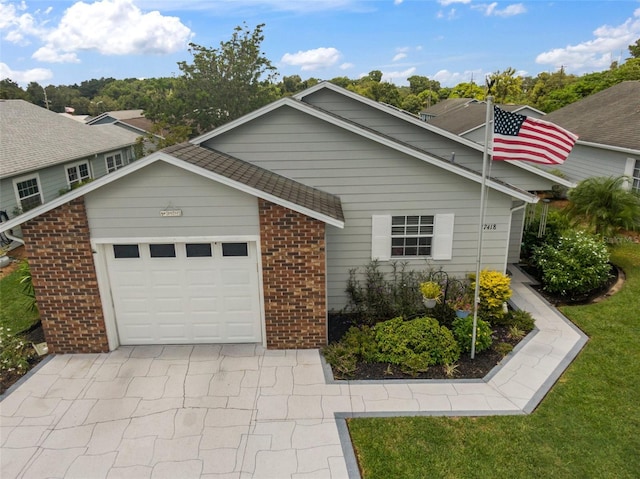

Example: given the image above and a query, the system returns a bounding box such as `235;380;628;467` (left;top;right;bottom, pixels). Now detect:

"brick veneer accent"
259;199;327;349
21;197;109;354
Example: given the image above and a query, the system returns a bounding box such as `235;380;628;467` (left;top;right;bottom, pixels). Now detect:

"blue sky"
1;0;639;88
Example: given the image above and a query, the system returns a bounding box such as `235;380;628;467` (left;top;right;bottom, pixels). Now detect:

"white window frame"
106;152;125;173
13;173;44;212
65;160;91;187
390;215;435;258
633;159;640;193
372;214;454;261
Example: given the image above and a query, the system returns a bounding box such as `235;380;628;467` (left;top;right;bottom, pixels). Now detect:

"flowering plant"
452;295;474;312
419;281;442;301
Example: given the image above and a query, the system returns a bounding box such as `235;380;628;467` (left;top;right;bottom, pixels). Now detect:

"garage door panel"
106;241;262;345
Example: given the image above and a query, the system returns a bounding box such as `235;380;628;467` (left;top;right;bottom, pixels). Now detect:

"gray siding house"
0;83;569;354
0;100;140;219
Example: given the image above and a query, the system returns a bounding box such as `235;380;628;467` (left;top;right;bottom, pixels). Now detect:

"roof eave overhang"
0;152;344;234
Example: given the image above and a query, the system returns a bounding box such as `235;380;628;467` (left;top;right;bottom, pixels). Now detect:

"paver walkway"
1;266;588;478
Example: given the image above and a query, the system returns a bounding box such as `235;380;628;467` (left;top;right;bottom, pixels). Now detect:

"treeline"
1;23;638;143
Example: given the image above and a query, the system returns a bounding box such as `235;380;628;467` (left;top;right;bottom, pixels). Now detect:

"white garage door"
105;241;262;345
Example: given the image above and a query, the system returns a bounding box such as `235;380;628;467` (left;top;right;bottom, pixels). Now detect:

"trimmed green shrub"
469;270;512;322
452;315;493;354
340;326;378;363
509;310;536;331
373;317;460;373
532;230;611;298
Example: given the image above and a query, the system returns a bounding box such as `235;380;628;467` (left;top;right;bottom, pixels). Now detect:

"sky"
1;0;639;88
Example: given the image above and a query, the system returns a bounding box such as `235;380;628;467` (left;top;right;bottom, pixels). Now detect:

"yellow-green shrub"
471;269;512;321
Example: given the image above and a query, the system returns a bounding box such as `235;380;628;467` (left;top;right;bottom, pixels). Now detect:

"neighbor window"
633;159;640;193
14;175;43;212
66;161;91;187
391;215;434;257
106;153;125;173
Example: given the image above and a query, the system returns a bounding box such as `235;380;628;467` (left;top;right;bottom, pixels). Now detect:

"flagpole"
471;96;493;359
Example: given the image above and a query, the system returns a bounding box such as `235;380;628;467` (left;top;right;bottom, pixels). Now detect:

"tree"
0;79;26;99
146;23;279;138
449;82;485;100
629;38;640;58
486;67;524;103
564;176;640;239
407;75;440;96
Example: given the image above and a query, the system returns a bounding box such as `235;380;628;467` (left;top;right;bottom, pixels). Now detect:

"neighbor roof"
427;103;526;135
87;110;144;123
542;81;640;151
420;98;479;117
0;100;141;178
163;143;344;224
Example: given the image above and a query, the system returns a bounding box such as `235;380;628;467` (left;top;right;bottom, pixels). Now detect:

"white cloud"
382;67;416;84
135;0;362;14
392;52;407;62
1;0;193;64
281;47;342;71
340;62;354;70
432;68;484;87
536;8;640;73
0;61;53;85
472;2;526;17
438;0;471;5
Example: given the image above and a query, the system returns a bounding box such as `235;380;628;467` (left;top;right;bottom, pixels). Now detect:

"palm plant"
564;175;640;238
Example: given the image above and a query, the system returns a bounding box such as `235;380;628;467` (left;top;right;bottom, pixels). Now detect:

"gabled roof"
420;98;479;117
86;110;144;123
0;143;345;234
543;81;640;152
427;103;538;135
191;85;551;201
163;143;344;225
0;100;141;178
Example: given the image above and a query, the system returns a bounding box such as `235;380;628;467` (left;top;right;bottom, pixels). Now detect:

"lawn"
0;262;40;334
348;243;640;479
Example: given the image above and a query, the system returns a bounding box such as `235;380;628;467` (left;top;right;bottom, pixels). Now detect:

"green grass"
348;243;640;479
0;262;40;334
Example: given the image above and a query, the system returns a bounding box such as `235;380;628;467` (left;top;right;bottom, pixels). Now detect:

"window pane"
17;179;39;198
406;216;419;225
186;243;212;257
150;244;176;258
113;244;139;258
222;243;248;257
405;247;418;256
392;216;404;225
20;195;42;211
79;163;90;179
67;167;78;182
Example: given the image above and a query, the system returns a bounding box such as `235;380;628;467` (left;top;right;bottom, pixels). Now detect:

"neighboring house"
87;109;163;153
0;100;140;218
419;98;480;122
0;82;570;354
425;101;545;142
538;81;640;192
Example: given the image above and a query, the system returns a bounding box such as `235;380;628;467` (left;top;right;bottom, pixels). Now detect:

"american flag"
492;106;578;165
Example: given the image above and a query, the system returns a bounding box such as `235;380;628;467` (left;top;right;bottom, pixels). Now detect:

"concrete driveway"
1;266;588;478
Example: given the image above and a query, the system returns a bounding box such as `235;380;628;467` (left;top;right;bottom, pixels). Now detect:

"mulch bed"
328;315;520;381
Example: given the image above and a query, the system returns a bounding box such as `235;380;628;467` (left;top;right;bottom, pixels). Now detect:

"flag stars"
494;107;526;136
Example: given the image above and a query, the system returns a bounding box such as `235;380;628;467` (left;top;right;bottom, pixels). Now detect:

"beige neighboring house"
0;99;140;220
86;109;163;153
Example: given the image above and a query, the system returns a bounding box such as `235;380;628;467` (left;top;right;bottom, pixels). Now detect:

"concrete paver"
1;266;587;478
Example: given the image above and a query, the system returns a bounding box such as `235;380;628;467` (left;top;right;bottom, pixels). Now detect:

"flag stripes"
492;107;578;165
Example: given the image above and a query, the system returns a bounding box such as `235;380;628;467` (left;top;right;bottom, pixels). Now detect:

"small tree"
565;176;640;239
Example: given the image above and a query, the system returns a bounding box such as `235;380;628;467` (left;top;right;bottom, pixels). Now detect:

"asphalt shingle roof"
162;143;345;223
542;81;640;151
0;100;141;178
427;103;523;135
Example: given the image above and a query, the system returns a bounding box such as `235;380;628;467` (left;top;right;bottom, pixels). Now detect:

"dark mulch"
328;314;520;380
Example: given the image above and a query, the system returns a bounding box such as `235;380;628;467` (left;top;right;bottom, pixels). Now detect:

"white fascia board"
0;153;165;233
189;98;293;144
277;100;537;203
575;139;640;156
0;151;345;234
158;155;345;229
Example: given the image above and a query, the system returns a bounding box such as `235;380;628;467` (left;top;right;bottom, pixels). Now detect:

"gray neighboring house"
0;100;141;218
0;82;570;354
538;81;640;192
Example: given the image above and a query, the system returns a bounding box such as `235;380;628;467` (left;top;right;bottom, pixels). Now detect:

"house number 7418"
483;223;497;230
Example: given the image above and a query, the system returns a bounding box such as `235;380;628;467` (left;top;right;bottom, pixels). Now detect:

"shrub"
0;327;37;375
509;310;536;331
373;317;460;373
322;342;357;378
532;230;611;298
521;209;570;261
495;342;514;357
340;326;378;363
470;270;512;322
452;315;493;354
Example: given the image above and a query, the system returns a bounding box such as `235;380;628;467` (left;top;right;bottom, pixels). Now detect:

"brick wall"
21;197;109;354
259;199;327;349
